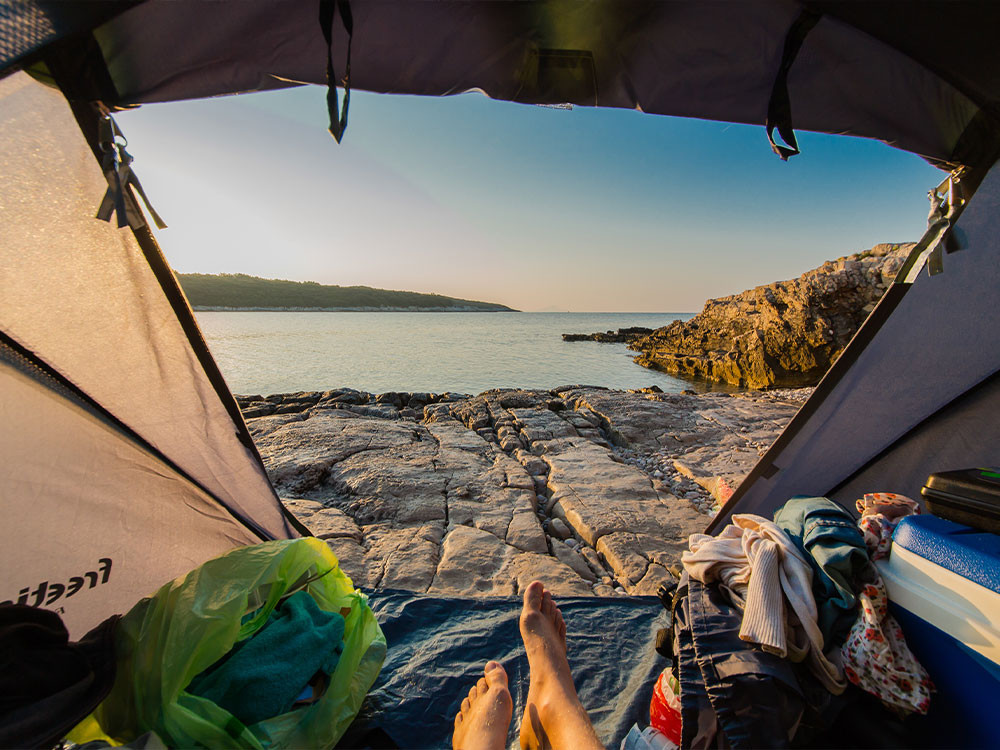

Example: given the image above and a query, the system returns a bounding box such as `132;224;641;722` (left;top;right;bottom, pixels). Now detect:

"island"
176;273;517;312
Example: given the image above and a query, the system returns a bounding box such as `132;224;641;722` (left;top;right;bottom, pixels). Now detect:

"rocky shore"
627;243;914;389
562;327;654;343
240;386;807;598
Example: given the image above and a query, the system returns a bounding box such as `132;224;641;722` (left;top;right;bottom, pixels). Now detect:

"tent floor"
340;592;668;749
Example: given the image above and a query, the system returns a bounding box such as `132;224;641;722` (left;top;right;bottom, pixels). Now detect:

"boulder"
629;243;914;388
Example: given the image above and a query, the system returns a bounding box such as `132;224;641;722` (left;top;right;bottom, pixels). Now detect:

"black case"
921;468;1000;533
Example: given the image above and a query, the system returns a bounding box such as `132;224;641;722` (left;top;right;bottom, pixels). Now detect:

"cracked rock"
253;385;801;599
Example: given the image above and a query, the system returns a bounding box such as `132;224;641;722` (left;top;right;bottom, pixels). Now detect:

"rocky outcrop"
241;385;803;598
629;243;914;389
562;327;654;343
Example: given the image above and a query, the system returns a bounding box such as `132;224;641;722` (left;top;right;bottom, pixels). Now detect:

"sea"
193;311;720;397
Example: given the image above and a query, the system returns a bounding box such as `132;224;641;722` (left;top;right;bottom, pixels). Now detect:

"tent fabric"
715;159;1000;527
831;373;1000;508
0;345;264;637
64;0;994;168
0;72;299;544
341;590;669;750
0;0;138;74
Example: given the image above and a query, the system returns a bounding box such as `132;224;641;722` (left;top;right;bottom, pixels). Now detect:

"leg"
453;661;514;750
518;581;603;750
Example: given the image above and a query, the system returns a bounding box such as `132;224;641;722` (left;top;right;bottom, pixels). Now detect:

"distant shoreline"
192;306;514;312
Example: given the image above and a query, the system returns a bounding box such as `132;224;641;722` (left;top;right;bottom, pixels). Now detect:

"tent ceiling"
3;0;974;168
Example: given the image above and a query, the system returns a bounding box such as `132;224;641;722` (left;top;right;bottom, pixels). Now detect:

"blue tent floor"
340;591;669;749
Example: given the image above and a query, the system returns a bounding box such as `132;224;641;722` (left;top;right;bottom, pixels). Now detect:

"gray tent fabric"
0;73;299;543
0;345;264;637
0;72;301;633
714;159;1000;527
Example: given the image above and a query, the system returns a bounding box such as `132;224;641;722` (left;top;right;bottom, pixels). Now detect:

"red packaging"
649;669;681;746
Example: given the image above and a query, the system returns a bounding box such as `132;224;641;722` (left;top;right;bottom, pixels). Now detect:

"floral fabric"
855;493;921;560
841;570;933;715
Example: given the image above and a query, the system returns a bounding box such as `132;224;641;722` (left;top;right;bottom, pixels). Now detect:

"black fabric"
319;0;353;143
340;590;669;750
678;577;806;749
765;8;822;160
0;0;140;76
94;114;166;230
672;577;922;749
0;604;119;749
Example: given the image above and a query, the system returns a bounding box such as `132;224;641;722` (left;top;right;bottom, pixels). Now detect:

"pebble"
549;518;572;540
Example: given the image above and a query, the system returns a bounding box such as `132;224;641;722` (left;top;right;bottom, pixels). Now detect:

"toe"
542;591;554;617
523;581;544;611
484;661;508;689
476;676;489;695
455;711;463;728
461;697;471;714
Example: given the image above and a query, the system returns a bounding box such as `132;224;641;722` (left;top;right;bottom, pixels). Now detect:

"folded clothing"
187;591;345;726
682;514;846;695
774;496;868;649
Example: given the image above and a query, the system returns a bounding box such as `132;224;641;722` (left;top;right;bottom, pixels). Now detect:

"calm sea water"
195;311;706;396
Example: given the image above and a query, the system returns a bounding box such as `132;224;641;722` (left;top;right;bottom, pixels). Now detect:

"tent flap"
719;158;1000;525
0;72;302;632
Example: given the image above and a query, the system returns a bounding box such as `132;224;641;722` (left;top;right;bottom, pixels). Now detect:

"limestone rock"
562;327;654;343
499;552;593;597
506;504;549;553
324;538;371;587
428;525;515;596
365;523;442;591
629;243;914;388
631;563;673;596
301;507;363;541
548;517;572;540
244;384;802;599
551;541;597;582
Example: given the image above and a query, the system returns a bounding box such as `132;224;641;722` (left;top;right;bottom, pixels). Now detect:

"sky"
116;85;941;312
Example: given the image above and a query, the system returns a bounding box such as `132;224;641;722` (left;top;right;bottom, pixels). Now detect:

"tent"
2;0;1000;744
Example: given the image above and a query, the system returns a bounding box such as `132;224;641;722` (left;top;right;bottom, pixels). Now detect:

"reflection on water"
194;311;719;396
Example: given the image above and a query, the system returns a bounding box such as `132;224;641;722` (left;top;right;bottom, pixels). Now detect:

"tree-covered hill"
176;273;516;311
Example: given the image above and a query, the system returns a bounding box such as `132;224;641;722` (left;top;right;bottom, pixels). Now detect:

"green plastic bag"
71;538;386;749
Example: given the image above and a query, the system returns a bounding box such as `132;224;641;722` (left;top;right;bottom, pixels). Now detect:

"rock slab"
243;386;803;597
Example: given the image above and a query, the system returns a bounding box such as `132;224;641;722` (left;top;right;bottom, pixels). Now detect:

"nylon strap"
895;177;967;283
95;115;167;230
319;0;353;143
765;8;822;161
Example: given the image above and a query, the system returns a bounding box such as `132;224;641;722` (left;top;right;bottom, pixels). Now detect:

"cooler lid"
893;515;1000;595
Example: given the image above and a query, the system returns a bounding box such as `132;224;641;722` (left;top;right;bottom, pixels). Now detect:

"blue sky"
118;85;940;312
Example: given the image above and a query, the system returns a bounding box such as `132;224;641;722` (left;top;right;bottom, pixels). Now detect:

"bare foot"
518;581;602;750
453;661;513;750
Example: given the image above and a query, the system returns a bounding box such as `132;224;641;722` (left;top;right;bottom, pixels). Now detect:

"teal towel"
188;591;345;725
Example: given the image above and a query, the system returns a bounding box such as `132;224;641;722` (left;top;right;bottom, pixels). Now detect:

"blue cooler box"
877;515;1000;748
